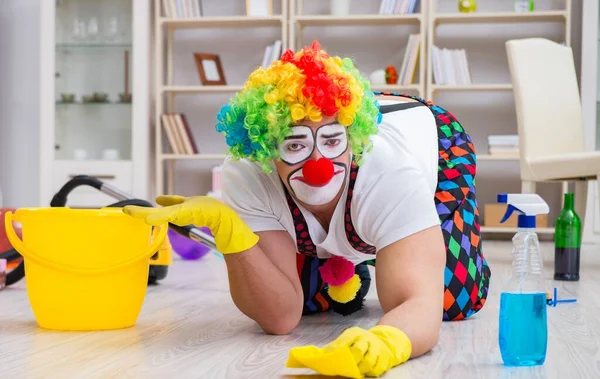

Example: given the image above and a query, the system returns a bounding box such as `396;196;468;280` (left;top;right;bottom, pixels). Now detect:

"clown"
124;41;490;378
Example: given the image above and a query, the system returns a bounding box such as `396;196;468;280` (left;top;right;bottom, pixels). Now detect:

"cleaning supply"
554;192;581;281
286;325;412;378
123;195;259;255
168;227;212;260
497;193;548;366
4;207;167;331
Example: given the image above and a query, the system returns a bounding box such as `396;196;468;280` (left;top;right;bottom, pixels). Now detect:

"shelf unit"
288;0;428;98
425;1;572;100
37;0;151;208
153;0;288;195
151;0;573;236
432;9;569;25
426;0;572;235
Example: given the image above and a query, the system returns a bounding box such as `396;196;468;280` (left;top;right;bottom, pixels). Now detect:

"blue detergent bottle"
497;193;549;366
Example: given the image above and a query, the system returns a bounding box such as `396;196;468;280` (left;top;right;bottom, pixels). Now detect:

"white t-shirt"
221;99;440;265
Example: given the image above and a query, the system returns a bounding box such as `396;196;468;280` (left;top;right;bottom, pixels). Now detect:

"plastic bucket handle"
4;210;167;276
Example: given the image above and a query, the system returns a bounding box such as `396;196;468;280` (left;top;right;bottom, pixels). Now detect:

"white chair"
505;37;600;229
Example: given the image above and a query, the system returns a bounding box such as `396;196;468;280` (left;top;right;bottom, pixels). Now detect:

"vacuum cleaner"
0;175;217;286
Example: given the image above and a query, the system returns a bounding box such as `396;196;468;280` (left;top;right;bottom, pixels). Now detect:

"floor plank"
1;241;600;378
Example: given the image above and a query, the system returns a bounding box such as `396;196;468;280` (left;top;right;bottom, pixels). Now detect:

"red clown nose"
302;158;334;186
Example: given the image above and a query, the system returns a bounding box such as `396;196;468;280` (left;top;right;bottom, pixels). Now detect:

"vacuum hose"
3;175;217;286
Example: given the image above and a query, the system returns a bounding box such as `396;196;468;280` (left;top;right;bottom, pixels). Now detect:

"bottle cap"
518;214;536;228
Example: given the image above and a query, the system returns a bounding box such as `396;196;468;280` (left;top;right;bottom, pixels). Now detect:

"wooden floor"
2;240;600;379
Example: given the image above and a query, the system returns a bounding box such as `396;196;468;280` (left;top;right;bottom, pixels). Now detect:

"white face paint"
289;163;347;205
278;126;314;165
315;123;348;160
279;123;349;206
278;123;348;165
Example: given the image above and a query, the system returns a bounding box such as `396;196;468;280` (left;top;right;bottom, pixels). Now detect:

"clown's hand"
123;195;259;254
286;325;412;378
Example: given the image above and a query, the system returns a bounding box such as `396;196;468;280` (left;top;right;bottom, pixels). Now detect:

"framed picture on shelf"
193;53;226;85
246;0;273;16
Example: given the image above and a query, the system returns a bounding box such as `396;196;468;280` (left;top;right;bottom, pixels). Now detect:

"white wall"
165;0;583;226
0;0;41;208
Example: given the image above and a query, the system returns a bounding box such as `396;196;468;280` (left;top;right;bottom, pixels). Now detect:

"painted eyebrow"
319;131;344;139
284;133;309;140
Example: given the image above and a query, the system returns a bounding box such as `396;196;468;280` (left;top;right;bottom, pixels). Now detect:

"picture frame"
246;0;273;16
193;53;226;86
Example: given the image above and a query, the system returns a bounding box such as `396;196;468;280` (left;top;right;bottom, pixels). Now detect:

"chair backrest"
505;38;584;166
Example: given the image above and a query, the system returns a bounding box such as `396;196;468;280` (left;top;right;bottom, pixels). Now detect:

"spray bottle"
497;193;548;366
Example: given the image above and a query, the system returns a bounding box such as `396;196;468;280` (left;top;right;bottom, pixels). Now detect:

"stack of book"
431;45;472;85
488;134;519;157
378;0;420;14
397;34;421;85
261;40;283;68
161;0;203;18
161;113;199;155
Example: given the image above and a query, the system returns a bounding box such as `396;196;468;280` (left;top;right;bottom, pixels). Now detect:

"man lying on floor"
124;40;491;378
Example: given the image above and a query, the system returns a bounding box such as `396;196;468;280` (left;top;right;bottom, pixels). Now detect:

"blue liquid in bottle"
496;194;549;367
499;292;547;366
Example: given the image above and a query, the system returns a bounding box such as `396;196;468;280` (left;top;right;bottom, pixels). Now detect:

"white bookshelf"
426;1;572;99
288;0;427;98
433;10;569;25
160;15;285;28
151;0;573;236
153;0;288;196
293;14;422;26
426;0;572;234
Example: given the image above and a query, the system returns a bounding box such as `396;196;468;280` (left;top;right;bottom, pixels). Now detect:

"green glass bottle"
554;193;581;281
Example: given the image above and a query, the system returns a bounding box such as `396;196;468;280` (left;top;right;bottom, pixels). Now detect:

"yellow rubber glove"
286;325;412;378
122;195;259;254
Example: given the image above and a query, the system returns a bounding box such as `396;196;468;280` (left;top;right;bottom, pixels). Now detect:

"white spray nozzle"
498;193;549;228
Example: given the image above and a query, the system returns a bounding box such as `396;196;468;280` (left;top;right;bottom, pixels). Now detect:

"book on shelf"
397;34;420;85
261;40;282;68
431;45;472;85
162;0;203;18
161;113;199;155
378;0;419;15
488;134;519;156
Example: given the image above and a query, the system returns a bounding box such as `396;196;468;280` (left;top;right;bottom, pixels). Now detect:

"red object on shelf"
385;65;398;84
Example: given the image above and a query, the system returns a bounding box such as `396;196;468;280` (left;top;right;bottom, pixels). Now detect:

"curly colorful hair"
215;40;382;173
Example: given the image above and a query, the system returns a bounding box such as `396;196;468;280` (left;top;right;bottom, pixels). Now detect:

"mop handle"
100;182;218;250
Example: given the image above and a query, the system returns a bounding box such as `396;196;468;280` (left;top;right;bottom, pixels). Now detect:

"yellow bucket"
4;207;167;331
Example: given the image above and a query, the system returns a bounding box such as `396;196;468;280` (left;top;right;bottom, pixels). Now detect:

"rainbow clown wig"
215;40;383;174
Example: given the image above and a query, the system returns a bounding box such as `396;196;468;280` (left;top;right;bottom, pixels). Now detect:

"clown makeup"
279;123;348;166
278;126;315;165
287;162;347;205
278;123;350;206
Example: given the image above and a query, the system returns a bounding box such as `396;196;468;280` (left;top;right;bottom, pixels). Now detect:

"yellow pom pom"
327;274;361;303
